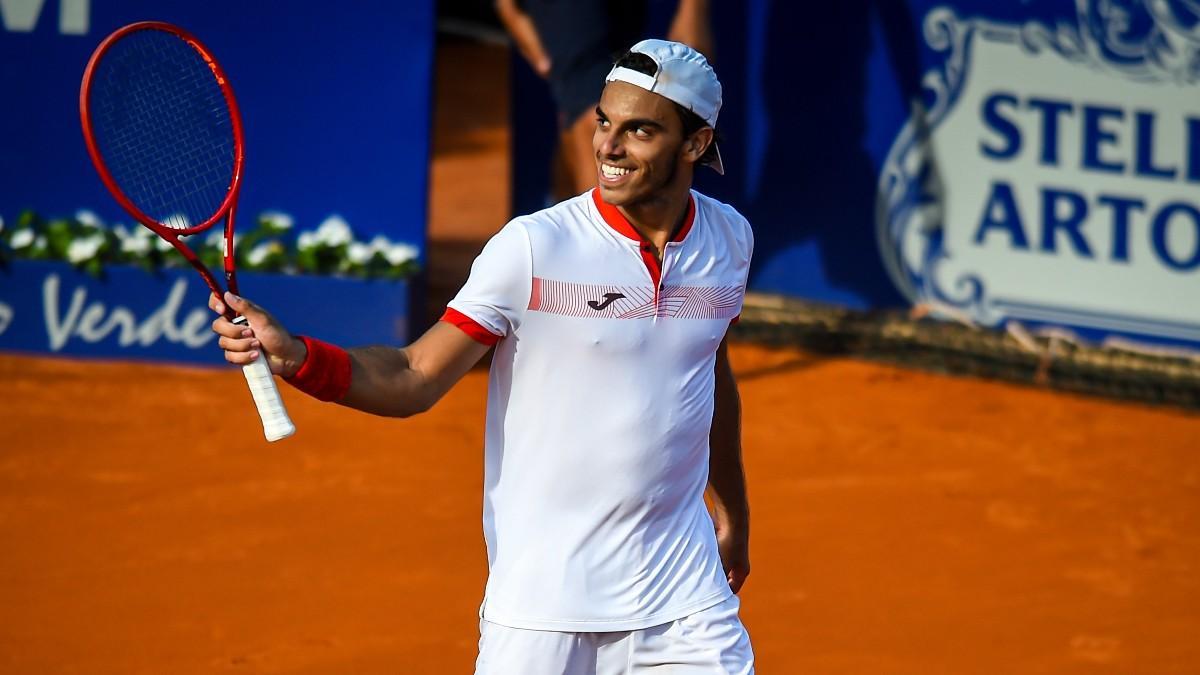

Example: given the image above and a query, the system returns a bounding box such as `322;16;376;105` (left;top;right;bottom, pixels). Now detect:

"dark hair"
612;51;721;167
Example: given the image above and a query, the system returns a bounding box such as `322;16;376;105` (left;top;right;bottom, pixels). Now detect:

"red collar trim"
591;188;696;244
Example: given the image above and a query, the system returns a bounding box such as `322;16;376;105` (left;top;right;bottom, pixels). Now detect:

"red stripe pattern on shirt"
527;277;741;320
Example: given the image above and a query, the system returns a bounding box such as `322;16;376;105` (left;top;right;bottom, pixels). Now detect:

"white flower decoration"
259;211;294;230
67;233;105;263
11;229;35;249
246;240;282;266
367;234;392;254
75;210;104;229
383;242;419;266
347;241;373;264
314;215;353;247
121;230;152;255
297;231;318;251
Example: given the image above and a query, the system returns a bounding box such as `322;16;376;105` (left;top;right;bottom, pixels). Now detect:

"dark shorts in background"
522;0;648;126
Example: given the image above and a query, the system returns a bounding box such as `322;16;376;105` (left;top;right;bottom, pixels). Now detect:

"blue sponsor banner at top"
511;0;1199;349
1;0;434;249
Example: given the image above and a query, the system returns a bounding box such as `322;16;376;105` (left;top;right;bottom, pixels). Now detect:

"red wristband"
284;335;352;402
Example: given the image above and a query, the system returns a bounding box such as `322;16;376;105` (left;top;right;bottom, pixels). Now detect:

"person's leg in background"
497;0;649;200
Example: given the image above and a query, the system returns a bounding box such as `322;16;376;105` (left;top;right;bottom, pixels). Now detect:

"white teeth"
601;164;630;178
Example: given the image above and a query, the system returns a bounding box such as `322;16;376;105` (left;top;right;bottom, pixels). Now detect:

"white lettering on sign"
42;274;214;351
0;0;89;34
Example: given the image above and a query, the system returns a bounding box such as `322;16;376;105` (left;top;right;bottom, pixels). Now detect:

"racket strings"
89;28;236;231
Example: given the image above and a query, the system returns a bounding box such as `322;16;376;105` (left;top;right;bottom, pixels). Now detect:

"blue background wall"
1;0;434;246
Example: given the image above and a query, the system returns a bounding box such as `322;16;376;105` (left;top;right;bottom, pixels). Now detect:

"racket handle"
234;317;296;442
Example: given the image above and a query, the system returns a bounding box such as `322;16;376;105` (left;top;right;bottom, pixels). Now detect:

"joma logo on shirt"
529;278;741;320
587;293;626;310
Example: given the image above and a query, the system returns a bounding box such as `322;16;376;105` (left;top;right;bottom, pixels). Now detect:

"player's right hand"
209;292;307;377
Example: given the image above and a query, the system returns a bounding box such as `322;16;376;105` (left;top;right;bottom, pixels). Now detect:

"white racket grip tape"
242;354;296;441
233;317;296;442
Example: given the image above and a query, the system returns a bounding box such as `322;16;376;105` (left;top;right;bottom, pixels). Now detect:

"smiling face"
593;81;709;209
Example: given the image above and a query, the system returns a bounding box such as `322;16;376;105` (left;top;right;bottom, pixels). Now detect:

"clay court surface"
3;346;1199;673
3;41;1200;674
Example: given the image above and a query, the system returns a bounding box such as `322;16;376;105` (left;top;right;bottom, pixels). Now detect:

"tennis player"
210;39;754;673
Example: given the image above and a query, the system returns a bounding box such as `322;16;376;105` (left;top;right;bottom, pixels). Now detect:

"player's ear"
683;127;714;164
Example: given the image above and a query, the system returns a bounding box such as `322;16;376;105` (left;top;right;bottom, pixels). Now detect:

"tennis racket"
80;21;295;442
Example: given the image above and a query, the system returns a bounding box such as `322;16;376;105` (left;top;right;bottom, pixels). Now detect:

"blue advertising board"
1;0;434;362
0;259;408;364
511;0;1200;349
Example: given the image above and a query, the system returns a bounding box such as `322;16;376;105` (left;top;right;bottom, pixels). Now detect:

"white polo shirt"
444;188;753;632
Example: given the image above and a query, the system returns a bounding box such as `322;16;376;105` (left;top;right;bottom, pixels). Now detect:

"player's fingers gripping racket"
80;21;295;442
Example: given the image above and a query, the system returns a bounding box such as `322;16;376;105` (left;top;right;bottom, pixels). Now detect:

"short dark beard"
624;146;680;211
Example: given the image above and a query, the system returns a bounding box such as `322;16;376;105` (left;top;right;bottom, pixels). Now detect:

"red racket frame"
80;21;246;318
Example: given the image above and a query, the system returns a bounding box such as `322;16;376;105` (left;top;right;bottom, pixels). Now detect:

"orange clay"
1;346;1197;673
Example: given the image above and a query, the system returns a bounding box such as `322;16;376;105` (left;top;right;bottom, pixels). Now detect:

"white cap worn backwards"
605;39;725;175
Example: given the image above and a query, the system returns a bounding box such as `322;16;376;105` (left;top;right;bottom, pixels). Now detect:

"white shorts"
474;594;754;674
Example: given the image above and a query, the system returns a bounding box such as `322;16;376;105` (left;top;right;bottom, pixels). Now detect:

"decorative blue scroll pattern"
875;0;1200;327
1080;0;1200;82
875;6;976;310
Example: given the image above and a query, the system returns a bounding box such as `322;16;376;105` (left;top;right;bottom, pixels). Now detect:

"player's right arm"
211;219;528;417
339;322;490;416
213;217;530;417
209;292;490;418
